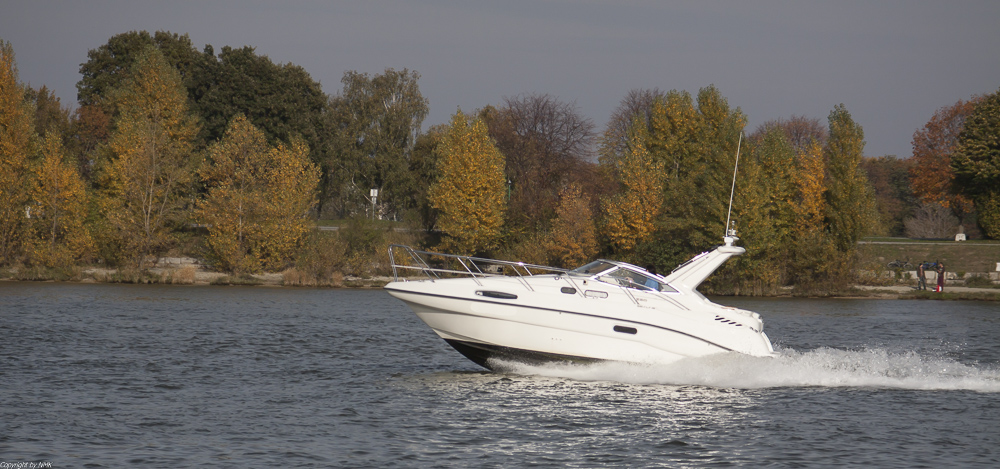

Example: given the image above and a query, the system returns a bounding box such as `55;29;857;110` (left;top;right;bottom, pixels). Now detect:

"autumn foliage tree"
601;122;663;257
910;99;978;218
952;89;1000;238
860;155;916;236
546;183;598;268
197;116;320;274
0;40;36;265
429;111;506;255
26;133;94;267
97;46;198;267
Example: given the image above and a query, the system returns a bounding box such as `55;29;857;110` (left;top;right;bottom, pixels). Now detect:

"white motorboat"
384;235;775;371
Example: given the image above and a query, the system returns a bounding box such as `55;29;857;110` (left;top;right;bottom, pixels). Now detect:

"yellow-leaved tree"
197;115;320;274
794;140;827;235
26;133;94;267
0;40;36;265
602;121;664;256
787;138;847;291
429;110;506;255
546;183;598;268
98;46;198;267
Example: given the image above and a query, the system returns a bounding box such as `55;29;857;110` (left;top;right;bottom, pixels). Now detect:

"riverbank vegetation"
1;32;998;294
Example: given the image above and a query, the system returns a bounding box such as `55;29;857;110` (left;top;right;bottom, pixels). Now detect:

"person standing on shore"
917;262;927;291
936;262;946;292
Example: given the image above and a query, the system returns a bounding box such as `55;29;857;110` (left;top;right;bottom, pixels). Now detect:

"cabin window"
570;261;615;276
601;269;676;293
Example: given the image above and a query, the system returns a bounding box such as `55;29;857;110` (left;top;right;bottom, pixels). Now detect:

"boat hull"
386;278;774;370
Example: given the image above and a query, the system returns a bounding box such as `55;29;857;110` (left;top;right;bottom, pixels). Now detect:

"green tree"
724;128;797;295
952;89;1000;238
197;116;320;274
191;45;329;153
429;111;506;255
639;86;746;270
26;133;93;267
409;124;446;231
78;32;331;165
328;69;428;219
0;40;36;265
97;46;199;267
824;104;878;251
77;31;202;112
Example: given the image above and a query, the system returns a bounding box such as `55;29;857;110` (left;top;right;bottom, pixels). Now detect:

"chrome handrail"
388;244;569;290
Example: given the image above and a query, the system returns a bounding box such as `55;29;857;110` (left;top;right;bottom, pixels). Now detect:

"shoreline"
2;269;998;300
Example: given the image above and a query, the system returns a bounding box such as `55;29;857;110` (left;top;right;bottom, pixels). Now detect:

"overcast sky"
3;1;998;159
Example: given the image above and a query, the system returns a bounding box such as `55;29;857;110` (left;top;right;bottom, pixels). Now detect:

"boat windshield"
569;261;616;276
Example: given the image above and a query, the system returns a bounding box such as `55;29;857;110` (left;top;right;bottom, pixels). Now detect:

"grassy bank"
858;238;1000;273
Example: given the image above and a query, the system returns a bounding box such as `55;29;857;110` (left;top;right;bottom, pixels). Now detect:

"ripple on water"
1;284;998;467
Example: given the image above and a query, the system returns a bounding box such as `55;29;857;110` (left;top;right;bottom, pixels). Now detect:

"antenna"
724;132;743;240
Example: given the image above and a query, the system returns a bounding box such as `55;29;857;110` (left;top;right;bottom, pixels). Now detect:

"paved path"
855;285;1000;294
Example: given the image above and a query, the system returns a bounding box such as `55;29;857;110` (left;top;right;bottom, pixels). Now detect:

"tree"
97;46;198;267
725;127;797;295
429;111;506;255
27;85;72;140
794;141;827;235
598;88;664;173
824;104;878;251
328;68;428;219
785;140;849;292
910;99;978;218
69;104;111;181
0;40;36;265
197;116;320;274
860;155;917;236
409;124;446;231
601;121;663;256
952;89;1000;238
753;115;827;153
903;203;959;239
547;183;598;268
485;94;595;235
640;86;746;269
26;133;93;267
191;45;329;153
77;31;202;112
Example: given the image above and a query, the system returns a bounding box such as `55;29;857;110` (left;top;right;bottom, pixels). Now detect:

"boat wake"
489;347;1000;392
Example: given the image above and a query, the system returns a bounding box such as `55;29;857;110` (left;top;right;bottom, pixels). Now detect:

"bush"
293;231;349;284
964;275;995;288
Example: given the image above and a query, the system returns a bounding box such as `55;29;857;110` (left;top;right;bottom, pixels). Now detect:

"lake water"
2;283;998;467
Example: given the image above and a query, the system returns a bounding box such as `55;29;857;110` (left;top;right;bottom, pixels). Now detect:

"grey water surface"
1;282;998;467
